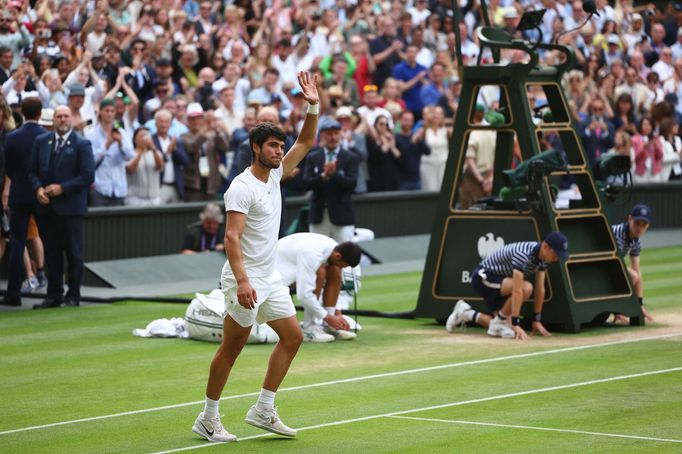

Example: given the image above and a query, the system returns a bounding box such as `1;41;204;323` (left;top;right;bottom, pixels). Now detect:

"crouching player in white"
446;232;569;340
192;72;319;443
276;232;362;342
612;204;654;323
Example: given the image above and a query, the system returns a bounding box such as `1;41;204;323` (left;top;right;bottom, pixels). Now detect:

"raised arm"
282;71;319;177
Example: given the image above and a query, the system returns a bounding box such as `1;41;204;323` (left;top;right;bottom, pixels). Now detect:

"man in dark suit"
1;98;46;306
303;118;359;243
28;105;95;309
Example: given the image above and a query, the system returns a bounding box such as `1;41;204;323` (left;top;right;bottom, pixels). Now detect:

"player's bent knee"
522;281;534;298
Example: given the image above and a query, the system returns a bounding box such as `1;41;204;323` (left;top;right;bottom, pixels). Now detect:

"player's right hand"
325;314;349;331
237;281;257;309
513;325;528;340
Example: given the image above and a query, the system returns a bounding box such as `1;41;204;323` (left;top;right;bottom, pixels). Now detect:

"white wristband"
307;103;319;115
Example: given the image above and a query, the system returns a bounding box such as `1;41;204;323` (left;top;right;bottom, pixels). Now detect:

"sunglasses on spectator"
364;84;378;92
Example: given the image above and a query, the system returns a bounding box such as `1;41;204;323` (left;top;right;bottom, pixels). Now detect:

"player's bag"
185;290;226;343
185;289;279;344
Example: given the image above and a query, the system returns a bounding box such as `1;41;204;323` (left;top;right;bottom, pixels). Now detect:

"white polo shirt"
221;165;283;280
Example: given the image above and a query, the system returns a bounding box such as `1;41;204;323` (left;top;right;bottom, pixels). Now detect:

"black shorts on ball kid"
471;266;508;312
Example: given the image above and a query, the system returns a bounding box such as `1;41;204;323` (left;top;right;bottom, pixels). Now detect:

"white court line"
388;416;682;444
153;366;682;453
1;332;680;436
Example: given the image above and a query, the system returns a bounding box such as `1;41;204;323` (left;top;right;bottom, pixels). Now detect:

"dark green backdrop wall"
73;182;682;262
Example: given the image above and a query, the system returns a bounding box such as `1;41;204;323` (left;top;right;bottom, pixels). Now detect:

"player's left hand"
531;321;551;337
641;306;654;321
512;325;528;340
298;71;319;106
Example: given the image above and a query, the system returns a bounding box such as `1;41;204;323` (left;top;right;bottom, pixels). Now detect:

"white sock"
463;309;476;322
203;396;220;419
325;307;336;316
256;388;276;411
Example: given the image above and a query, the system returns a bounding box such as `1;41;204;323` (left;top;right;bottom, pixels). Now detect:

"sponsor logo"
477;233;505;259
200;422;214;437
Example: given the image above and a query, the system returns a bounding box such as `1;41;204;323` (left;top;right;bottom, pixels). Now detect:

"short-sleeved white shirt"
221;165;283;279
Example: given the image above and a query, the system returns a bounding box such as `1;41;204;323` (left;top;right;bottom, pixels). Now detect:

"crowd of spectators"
0;0;681;216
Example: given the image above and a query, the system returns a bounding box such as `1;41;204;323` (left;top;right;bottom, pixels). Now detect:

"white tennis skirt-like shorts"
223;271;296;327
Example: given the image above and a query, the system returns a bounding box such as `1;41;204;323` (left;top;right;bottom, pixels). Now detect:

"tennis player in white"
277;232;362;342
192;71;319;442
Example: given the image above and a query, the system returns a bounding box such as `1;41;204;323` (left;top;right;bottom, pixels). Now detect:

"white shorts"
223;271;296;328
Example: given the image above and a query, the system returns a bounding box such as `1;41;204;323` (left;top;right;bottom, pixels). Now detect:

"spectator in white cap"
604;34;624;67
501;7;520;36
38;108;54;129
623;13;648;52
180;102;229;201
336;105;368;194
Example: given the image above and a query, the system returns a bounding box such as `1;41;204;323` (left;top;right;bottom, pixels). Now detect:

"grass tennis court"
1;247;681;453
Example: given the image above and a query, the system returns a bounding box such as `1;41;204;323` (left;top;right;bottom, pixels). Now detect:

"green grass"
0;246;680;453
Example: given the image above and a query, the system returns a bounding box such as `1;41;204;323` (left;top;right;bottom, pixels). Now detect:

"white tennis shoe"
192;412;237;442
302;325;335;343
244;405;297;437
487;316;515;339
446;300;471;332
324;326;357;340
